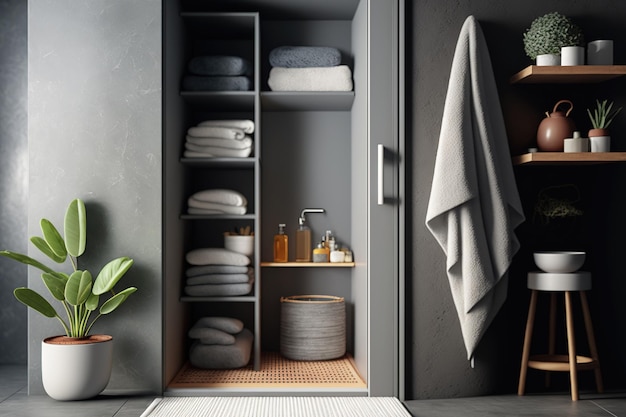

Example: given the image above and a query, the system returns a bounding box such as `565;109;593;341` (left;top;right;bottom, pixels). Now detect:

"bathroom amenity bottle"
313;237;330;262
273;224;288;262
295;208;325;262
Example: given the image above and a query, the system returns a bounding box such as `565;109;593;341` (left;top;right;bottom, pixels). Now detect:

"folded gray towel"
188;55;252;76
188;327;236;345
186;265;250;277
187;273;250;285
189;328;253;369
182;75;252;91
184;279;254;297
186;248;251;266
192;317;244;334
269;46;342;68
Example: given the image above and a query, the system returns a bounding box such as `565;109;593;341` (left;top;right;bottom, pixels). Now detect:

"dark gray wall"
27;0;163;394
0;0;27;366
409;0;626;399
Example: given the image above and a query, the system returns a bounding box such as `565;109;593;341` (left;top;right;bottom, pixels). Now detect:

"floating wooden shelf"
510;65;626;84
261;262;355;267
513;152;626;165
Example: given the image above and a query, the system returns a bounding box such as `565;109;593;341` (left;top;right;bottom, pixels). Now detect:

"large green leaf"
30;236;65;264
99;287;137;315
14;287;57;318
41;272;68;301
92;257;134;295
64;199;86;258
40;218;67;259
0;250;57;274
65;270;92;306
85;292;99;311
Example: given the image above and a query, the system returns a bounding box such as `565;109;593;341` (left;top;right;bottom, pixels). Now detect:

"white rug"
140;396;412;417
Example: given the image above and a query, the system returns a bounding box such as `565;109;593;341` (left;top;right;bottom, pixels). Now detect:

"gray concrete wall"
0;0;27;366
408;0;626;399
27;0;163;394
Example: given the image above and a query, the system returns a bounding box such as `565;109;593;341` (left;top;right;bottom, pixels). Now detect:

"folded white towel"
184;143;252;158
187;201;247;215
186;248;251;266
198;119;255;134
186;136;253;149
187;126;246;140
190;189;247;206
268;65;353;91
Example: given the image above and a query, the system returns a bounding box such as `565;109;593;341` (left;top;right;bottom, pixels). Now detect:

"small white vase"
587;40;613;65
561;46;584;66
536;54;560;66
41;335;113;401
590;136;610;152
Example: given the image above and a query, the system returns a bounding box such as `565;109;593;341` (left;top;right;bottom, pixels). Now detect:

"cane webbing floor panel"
168;352;366;389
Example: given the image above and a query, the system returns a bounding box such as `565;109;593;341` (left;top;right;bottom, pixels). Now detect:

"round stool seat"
527;271;591;291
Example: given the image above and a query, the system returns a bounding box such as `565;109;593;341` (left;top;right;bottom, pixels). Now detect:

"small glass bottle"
313;241;329;262
273;224;288;262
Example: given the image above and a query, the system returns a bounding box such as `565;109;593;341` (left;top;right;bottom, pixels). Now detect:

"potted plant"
523;12;584;66
0;198;136;401
587;99;622;152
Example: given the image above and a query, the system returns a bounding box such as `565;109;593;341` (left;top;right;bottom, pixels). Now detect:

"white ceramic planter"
536;54;560;66
41;335;113;401
590;135;610;152
561;46;584;66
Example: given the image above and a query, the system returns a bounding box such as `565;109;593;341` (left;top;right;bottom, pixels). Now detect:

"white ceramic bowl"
533;251;585;273
224;235;254;257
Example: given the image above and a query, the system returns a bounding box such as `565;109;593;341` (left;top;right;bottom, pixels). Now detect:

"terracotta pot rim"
43;334;113;345
588;128;610;137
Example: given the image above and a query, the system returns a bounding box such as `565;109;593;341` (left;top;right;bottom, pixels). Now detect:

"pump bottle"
295;208;325;262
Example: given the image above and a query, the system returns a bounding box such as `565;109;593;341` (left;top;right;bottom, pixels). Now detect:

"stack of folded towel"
182;55;252;91
267;46;353;91
187;189;247;215
184;248;254;297
188;317;254;369
184;119;255;159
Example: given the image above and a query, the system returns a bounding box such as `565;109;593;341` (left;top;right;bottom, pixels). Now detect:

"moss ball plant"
523;12;585;60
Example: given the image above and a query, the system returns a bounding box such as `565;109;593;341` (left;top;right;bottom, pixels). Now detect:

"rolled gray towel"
269;46;341;68
188;327;236;345
189;328;253;369
192;317;244;334
186;265;251;277
188;55;252;76
182;75;252;91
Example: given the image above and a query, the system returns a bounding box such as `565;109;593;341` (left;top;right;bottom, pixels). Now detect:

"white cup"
587;40;613;65
561;46;585;66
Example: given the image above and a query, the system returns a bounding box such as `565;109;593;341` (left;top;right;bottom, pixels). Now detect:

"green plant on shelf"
587;99;622;130
523;12;584;60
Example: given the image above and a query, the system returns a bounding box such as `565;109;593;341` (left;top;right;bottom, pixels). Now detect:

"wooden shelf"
261;262;355;267
513;152;626;165
510;65;626;84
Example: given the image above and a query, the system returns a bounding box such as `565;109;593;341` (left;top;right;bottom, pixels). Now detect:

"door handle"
377;144;384;205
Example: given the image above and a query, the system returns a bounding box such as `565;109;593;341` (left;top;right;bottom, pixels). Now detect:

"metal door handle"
378;144;384;205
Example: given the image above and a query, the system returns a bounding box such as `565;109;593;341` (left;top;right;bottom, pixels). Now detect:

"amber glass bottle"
273;224;288;262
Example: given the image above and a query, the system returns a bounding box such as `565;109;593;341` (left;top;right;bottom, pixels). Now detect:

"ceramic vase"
536;54;561;66
41;335;113;401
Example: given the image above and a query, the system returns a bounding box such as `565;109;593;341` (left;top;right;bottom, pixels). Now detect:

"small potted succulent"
587;99;622;152
523;12;585;65
0;198;136;400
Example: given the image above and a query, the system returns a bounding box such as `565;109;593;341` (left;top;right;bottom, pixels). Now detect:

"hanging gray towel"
425;16;525;364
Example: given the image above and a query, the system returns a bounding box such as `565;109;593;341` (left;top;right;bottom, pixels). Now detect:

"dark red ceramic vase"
536;99;576;152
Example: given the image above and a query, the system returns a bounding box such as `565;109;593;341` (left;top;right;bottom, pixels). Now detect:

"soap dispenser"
273;223;288;262
295;208;325;262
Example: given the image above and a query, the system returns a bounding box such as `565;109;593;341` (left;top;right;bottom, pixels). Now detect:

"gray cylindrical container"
280;295;346;361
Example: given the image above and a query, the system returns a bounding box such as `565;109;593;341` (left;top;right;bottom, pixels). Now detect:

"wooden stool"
517;272;603;401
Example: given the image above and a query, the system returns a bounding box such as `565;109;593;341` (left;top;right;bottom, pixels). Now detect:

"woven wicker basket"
280;295;346;361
